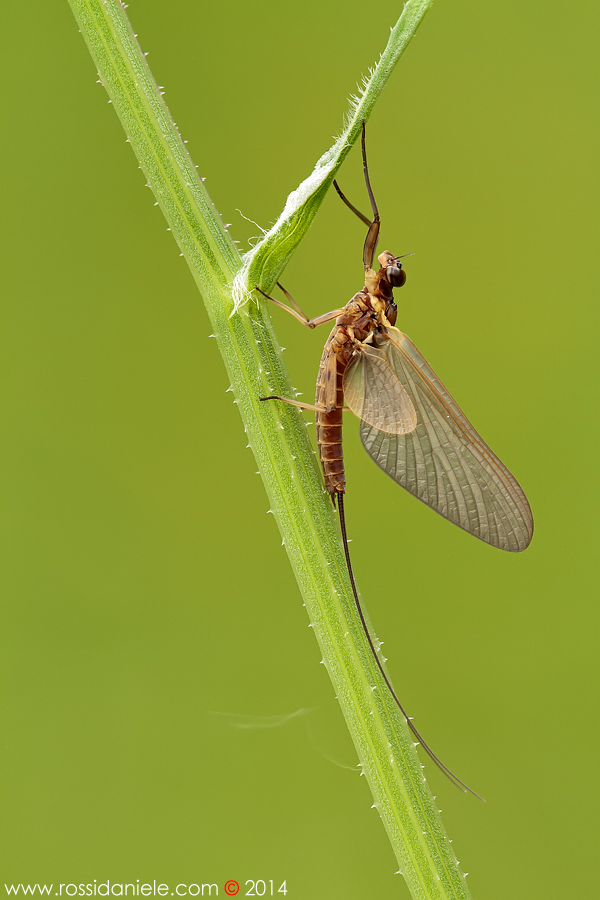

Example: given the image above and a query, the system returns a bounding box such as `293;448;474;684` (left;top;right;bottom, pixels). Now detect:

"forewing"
343;344;417;434
360;327;533;551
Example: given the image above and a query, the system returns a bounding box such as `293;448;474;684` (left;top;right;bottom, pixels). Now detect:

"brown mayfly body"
257;123;533;797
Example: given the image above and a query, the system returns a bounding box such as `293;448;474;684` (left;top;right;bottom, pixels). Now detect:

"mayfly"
257;123;533;796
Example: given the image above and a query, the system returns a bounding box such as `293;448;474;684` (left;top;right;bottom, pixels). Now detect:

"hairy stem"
67;1;473;897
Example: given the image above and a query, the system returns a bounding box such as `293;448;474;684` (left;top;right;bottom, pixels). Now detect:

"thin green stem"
234;0;436;303
68;1;473;897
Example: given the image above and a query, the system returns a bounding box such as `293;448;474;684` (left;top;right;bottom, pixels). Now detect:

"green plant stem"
236;0;436;300
68;2;473;897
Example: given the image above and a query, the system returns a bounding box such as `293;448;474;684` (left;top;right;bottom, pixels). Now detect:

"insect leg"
361;120;379;224
254;284;343;329
332;122;381;269
259;396;325;413
275;282;311;321
333;123;380;269
260;395;352;413
333;180;372;227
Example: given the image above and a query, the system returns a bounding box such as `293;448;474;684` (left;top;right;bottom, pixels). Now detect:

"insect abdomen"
315;353;347;495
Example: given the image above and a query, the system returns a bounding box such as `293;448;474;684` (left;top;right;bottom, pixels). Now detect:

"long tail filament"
336;491;484;801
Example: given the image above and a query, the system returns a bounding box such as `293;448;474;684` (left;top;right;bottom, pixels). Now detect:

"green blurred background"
2;1;598;897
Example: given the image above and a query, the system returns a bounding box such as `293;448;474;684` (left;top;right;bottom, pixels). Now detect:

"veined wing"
360;326;533;551
343;344;417;434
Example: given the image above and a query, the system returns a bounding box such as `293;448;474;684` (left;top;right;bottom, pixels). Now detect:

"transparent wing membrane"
360;327;533;551
343;344;417;434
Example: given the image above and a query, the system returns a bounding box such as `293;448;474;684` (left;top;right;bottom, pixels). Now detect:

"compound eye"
386;265;406;287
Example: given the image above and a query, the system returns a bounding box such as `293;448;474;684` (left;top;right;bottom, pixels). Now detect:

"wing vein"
359;328;533;551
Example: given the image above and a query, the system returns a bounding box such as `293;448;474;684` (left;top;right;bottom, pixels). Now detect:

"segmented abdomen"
315;344;348;496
